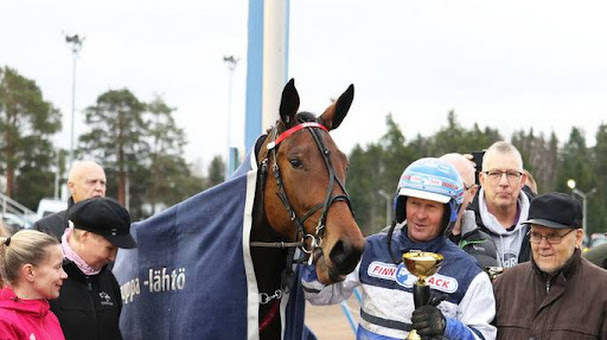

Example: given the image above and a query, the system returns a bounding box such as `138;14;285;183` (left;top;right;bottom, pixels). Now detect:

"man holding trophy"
302;158;496;339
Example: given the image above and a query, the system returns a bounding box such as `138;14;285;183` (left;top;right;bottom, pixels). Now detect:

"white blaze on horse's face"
262;79;366;284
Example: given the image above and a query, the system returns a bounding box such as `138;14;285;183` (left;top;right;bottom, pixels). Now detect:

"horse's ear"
319;84;354;131
279;79;300;128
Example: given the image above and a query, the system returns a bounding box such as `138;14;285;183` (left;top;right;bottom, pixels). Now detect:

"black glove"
411;305;446;338
427;292;447;307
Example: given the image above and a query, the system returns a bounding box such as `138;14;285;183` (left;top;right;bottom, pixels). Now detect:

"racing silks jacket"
301;226;496;340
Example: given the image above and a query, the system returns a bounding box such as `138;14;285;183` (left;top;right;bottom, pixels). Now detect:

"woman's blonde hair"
0;230;60;285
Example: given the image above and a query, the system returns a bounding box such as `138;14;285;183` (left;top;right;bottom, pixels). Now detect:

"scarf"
61;224;101;276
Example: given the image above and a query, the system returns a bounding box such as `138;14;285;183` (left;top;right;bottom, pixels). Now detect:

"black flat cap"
522;192;582;229
67;197;137;249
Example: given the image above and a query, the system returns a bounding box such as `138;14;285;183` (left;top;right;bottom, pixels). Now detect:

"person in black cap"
50;197;136;340
493;192;607;339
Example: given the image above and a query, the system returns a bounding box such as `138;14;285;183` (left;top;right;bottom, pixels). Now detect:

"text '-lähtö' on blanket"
120;266;187;304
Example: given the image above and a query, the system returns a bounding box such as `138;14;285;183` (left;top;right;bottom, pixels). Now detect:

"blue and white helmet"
394;157;464;231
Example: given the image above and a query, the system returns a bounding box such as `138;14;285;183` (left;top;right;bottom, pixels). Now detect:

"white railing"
0;192;36;223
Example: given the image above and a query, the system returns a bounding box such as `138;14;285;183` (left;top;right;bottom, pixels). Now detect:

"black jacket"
33;197;74;240
449;211;499;269
50;261;123;340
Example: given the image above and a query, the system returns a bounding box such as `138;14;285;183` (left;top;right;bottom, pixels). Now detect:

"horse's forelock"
295;111;317;123
267;112;320;135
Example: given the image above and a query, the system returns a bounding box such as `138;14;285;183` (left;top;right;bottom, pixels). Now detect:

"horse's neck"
251;216;288;291
251;132;294;294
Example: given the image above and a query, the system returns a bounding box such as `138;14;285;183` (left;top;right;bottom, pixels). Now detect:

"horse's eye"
289;158;303;169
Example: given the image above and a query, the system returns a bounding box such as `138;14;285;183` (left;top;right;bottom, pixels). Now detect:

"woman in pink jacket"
0;229;67;340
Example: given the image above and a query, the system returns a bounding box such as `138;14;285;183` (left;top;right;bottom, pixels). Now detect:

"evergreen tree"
591;124;607;235
78;89;147;205
555;127;598;233
348;143;384;235
207;156;225;188
144;95;204;216
0;66;61;207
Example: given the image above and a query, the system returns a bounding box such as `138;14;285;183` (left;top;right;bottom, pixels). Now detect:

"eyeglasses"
483;170;523;182
528;229;575;244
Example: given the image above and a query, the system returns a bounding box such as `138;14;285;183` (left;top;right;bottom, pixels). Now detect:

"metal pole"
223;56;239;180
65;34;84;169
70;53;76;168
54;151;60;199
262;0;289;132
572;189;587;235
573;188;596;236
378;190;392;225
583;194;587;235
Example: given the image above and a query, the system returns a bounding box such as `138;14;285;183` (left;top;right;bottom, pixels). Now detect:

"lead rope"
258;299;281;333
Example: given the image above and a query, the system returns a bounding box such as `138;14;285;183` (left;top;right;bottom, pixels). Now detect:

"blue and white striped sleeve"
447;271;496;340
300;262;361;306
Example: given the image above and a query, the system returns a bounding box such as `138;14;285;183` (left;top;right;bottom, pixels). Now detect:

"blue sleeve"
444;317;483;340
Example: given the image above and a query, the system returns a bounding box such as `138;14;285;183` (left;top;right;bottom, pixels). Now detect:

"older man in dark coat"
493;192;607;339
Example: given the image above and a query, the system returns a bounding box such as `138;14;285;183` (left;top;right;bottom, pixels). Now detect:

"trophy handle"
408;282;430;340
413;282;429;308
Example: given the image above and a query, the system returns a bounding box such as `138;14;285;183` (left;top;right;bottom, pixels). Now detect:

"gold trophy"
403;251;444;340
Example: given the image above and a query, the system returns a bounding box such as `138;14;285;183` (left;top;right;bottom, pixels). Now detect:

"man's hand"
411;305;446;337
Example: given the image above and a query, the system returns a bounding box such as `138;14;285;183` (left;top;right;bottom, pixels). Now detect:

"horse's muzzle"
315;238;365;283
329;239;365;275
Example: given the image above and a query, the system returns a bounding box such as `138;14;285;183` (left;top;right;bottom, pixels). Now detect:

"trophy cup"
403;251;444;340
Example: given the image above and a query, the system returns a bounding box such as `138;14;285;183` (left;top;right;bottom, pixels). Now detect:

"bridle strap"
251;120;354;253
306;122;352;239
267;122;328;150
250;241;304;248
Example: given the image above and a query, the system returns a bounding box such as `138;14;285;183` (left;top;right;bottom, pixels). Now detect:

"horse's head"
257;79;365;284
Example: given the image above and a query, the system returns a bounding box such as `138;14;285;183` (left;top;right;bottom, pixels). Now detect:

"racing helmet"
394;157;464;231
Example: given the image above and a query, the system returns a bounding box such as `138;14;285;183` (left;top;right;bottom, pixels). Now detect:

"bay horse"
112;79;364;340
251;79;365;338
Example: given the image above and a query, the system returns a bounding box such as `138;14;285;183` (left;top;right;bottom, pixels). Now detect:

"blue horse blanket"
113;147;316;339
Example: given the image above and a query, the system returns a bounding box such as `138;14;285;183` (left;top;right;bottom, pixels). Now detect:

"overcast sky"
2;1;606;173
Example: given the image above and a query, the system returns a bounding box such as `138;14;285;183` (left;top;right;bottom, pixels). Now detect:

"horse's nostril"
329;240;363;275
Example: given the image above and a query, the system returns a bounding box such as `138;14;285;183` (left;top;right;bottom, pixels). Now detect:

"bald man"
441;153;499;269
34;161;107;239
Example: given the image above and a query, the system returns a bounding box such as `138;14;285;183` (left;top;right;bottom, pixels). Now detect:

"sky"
2;1;606;174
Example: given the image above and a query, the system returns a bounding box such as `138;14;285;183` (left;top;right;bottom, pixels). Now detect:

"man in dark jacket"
33;161;106;239
441;153;499;269
50;197;137;340
494;192;607;339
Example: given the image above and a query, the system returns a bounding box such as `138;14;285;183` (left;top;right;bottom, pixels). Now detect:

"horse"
113;79;365;340
251;79;366;338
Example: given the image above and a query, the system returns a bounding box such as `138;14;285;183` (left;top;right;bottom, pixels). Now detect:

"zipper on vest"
546;281;550;293
86;276;99;339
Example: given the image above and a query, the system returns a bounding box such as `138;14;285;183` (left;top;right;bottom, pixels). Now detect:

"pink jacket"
0;288;65;340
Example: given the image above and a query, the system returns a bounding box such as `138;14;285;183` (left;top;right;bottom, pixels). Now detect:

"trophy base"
407;329;422;340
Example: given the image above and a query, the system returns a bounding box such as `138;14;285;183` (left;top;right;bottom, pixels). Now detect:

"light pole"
567;179;597;236
567;179;576;197
223;55;239;180
378;189;392;226
65;34;84;169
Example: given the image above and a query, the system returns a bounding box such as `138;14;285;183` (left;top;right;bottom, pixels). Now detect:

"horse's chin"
315;257;347;284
